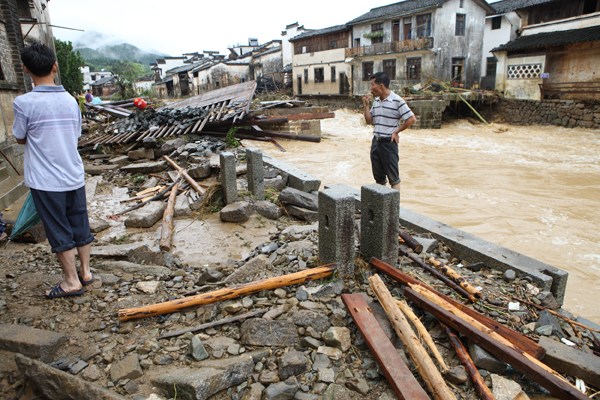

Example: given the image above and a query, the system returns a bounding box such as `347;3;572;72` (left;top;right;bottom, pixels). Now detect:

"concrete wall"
293;48;350;96
481;11;520;82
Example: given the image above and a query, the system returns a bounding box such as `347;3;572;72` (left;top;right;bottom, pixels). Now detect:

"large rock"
15;354;127;400
124;201;165;228
220;201;253;223
538;336;600;387
0;324;67;362
241;319;299;347
278;187;318;211
224;255;271;284
120;161;166;174
152;354;254;400
110;353;143;382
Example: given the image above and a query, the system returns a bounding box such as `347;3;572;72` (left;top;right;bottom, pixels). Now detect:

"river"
249;109;600;324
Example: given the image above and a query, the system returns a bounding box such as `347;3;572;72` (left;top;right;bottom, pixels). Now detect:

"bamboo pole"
458;94;489;124
428;257;481;299
163;155;205;196
369;274;455;400
118;264;336;321
396;299;449;373
443;325;496;400
159;181;179;251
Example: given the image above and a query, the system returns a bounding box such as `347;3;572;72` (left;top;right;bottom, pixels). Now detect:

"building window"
460;0;464;7
486;57;497;76
491;16;502;30
314;67;324;83
371;22;384;44
455;14;466;36
362;62;374;81
406;58;421;80
17;0;32;18
403;17;412;40
452;57;465;83
304;69;308;84
355;38;361;48
416;14;431;37
331;66;336;82
330;40;338;49
383;59;396;80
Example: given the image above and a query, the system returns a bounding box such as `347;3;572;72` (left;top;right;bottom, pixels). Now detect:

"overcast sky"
49;0;501;56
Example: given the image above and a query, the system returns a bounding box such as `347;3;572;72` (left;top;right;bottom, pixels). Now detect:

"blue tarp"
9;192;40;240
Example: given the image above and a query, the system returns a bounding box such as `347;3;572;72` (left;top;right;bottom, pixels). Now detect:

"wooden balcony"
345;37;434;58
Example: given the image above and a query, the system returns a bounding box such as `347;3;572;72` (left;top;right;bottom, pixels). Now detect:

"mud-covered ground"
1;143;598;400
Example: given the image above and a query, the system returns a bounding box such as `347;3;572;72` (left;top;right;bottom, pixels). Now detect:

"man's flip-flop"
79;273;95;286
46;283;84;299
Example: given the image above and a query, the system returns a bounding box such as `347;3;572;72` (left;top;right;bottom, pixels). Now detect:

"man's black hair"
20;42;56;77
370;71;390;88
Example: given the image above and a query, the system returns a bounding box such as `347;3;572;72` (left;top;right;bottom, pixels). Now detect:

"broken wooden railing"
117;264;336;321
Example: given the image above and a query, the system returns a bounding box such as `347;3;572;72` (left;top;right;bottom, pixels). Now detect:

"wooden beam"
341;293;430;400
405;285;588;400
118;264;336;321
369;257;545;359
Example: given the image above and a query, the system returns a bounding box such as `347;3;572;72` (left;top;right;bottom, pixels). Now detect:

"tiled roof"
288;25;349;41
347;0;446;24
491;0;555;14
90;76;115;86
492;25;600;52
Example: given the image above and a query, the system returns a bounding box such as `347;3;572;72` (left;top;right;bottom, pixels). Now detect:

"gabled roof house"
490;0;600;100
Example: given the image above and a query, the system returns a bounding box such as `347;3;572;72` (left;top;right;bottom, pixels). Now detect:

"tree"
54;39;85;95
112;61;146;99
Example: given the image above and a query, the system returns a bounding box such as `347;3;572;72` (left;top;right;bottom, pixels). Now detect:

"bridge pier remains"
246;149;265;200
219;152;237;204
360;184;399;267
318;186;356;279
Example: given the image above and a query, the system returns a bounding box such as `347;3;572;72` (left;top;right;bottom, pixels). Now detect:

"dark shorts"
30;187;94;253
370;137;401;186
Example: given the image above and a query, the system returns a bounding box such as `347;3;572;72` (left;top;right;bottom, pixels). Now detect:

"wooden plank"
341;293;430;400
369;257;545;359
405;286;588;400
284;112;335;121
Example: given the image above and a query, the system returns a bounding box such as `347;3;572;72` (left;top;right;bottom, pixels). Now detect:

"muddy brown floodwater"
250;109;600;324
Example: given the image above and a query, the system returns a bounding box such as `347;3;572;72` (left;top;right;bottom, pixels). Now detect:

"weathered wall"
497;54;546;100
497;98;600;128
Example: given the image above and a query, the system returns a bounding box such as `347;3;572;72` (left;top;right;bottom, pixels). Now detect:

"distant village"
5;0;600;104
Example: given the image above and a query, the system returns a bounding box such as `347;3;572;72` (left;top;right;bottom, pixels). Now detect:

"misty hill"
78;43;165;66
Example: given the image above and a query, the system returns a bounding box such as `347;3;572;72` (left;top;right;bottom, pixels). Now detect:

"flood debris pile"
1;138;599;400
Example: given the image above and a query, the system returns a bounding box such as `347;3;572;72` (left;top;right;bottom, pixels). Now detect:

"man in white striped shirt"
363;72;416;191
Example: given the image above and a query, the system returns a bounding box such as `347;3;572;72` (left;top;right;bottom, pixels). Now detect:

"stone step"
0;165;7;181
0;176;28;211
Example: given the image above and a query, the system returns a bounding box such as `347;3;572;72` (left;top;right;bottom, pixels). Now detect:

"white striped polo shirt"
370;91;414;138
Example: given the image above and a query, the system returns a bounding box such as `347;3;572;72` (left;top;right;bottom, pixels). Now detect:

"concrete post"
219;152;237;205
246;149;265;200
360;184;399;267
318;186;355;278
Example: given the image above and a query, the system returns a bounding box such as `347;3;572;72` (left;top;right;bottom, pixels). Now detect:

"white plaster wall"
501;54;546;100
282;24;307;66
481;12;519;77
292;48;350;95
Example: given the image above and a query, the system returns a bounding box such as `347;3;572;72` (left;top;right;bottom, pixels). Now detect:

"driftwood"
118;264;336;321
163;155;206;196
120;186;163;203
159;309;267;340
443;325;496;400
406;284;588;400
159;181;179;251
114;178;180;217
369;257;545;359
398;247;477;302
342;294;430;400
428;257;482;299
399;231;423;253
396;299;448;373
369;275;455;400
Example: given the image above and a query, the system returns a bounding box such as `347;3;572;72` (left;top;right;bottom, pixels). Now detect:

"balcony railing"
345;37;434;58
